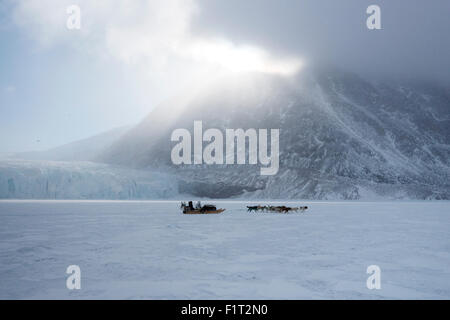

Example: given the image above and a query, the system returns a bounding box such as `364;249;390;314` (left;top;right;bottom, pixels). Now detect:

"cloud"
12;0;302;75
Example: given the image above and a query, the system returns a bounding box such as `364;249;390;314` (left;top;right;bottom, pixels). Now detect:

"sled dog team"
246;205;308;213
179;201;308;214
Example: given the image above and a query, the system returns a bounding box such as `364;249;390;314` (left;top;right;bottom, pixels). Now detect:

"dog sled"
181;201;225;214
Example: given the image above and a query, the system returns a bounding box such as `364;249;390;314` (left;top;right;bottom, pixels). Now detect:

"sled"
180;201;225;214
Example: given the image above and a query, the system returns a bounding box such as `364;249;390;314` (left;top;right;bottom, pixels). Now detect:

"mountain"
99;67;450;200
2;67;448;200
14;125;132;162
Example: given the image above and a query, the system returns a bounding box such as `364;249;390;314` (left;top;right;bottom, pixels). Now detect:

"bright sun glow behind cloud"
188;39;303;75
13;0;303;77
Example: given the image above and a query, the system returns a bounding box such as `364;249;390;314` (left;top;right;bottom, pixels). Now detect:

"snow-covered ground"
0;200;449;299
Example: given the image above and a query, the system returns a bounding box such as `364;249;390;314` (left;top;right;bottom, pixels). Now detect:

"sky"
0;0;449;153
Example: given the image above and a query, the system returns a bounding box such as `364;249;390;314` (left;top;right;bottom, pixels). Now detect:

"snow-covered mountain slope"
0;160;178;199
14;125;132;162
99;67;450;199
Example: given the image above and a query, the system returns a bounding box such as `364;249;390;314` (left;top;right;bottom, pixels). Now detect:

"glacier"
0;160;178;200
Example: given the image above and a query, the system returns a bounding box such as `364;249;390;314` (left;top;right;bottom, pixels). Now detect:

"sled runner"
181;201;225;214
183;208;225;214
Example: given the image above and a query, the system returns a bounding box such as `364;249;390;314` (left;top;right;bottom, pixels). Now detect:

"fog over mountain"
2;1;450;154
94;66;450;200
